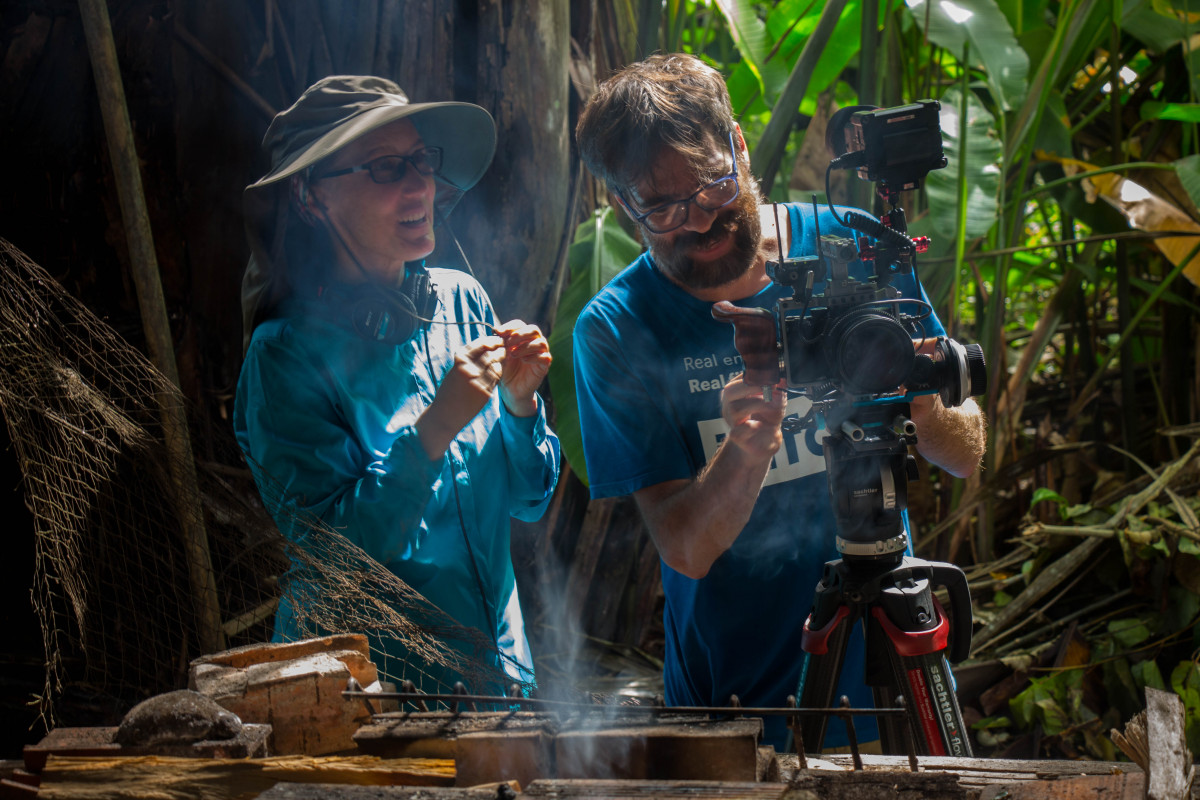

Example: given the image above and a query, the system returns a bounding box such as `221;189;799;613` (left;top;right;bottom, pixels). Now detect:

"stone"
113;689;242;747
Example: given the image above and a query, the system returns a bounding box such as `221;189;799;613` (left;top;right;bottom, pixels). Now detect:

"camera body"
768;233;985;414
712;98;987;551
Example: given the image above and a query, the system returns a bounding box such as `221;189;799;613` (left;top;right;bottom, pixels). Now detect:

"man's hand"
909;337;987;478
416;335;507;460
719;373;788;461
495;320;551;418
633;371;788;579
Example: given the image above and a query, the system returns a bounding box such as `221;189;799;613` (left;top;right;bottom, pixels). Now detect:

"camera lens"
826;310;914;395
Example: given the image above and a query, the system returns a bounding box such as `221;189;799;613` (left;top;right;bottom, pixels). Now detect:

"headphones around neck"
319;264;439;345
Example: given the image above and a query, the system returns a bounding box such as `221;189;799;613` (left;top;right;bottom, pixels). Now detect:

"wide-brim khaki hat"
240;75;495;347
248;74;496;192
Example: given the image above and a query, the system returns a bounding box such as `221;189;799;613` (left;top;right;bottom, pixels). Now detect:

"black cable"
825;163;849;227
421;333;503;671
841;210;916;252
434;204;477;279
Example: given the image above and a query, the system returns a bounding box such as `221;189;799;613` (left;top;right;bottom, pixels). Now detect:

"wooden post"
1145;687;1194;800
76;0;224;655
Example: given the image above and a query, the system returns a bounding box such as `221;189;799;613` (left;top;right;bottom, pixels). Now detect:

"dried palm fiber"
0;239;512;727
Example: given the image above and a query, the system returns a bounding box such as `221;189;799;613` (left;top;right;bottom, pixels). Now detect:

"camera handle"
710;301;781;400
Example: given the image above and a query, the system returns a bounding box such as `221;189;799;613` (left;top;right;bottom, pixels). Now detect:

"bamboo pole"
76;0;224;655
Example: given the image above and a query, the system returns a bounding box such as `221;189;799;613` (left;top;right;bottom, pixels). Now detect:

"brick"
554;716;762;782
188;636;392;756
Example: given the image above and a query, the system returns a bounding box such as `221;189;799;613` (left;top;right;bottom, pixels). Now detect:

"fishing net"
0;238;510;729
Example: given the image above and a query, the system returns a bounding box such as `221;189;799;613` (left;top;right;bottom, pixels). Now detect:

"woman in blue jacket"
234;75;560;694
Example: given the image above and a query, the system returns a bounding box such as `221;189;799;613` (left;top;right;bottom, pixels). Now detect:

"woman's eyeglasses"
315;147;444;184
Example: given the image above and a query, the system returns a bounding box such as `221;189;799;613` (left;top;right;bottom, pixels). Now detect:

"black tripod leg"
797;604;853;752
865;615;911;752
888;649;972;756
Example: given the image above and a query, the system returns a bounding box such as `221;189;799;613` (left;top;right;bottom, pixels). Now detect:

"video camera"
712;99;986;552
714;99;985;433
713;102;985;757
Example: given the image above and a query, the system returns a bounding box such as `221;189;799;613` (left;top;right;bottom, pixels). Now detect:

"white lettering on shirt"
696;395;828;486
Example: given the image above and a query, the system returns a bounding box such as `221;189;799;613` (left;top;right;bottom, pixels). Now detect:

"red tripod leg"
871;599;973;757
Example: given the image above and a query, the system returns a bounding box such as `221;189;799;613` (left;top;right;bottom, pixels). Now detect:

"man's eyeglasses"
314;147;444;184
619;132;740;234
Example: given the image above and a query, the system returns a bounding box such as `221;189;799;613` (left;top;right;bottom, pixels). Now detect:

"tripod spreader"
797;554;974;756
802;556;972;666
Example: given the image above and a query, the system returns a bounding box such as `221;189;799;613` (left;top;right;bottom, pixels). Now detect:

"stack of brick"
189;634;393;756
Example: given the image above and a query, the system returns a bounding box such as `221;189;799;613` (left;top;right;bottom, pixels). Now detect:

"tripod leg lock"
869;597;950;657
801;605;852;655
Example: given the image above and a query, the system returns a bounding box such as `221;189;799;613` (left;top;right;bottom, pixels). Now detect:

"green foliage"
1170;660;1200;755
1141;102;1200;123
906;0;1030;111
548;208;643;486
925;86;1003;241
1010;669;1089;736
1175;155;1200;212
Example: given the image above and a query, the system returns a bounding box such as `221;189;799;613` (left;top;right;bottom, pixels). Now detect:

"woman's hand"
416;335;507;459
495;320;551;417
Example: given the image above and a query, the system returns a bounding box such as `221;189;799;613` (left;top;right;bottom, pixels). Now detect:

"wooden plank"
787;753;1146;777
977;773;1146;799
521;779;781;798
554;718;762;782
354;712;555;760
258;784;516;799
23;724;271;772
0;777;39;799
2;771;36;788
359;712;762;783
35;754;456;800
776;753;1154;794
1145;687;1194;800
785;769;966;798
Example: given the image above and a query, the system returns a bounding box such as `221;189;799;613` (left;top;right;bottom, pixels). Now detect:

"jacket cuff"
501;393;548;448
384;424;443;482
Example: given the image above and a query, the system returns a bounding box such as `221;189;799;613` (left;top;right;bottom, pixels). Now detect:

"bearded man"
571;53;985;751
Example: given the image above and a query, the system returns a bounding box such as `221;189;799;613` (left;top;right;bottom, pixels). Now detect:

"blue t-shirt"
235;266;561;694
572;203;945;749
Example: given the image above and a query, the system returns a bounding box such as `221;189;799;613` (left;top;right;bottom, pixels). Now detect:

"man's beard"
648;188;763;291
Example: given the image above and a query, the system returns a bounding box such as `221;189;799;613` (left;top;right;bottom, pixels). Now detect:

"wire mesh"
0;238;511;729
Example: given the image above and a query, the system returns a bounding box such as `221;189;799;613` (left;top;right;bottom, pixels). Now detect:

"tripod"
794;400;974;757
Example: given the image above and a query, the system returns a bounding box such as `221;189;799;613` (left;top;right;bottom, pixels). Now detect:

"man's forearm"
635;439;774;579
911;394;986;478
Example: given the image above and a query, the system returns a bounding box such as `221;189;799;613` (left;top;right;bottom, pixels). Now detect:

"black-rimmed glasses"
619;132;740;234
314;147;444;184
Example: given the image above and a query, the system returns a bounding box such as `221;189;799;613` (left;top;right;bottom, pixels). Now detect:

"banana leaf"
547;208;644;486
714;0;792;106
905;0;1030;111
926;86;1003;241
765;0;866;117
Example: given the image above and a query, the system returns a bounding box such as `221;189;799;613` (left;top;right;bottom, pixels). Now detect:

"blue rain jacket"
234;266;560;692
